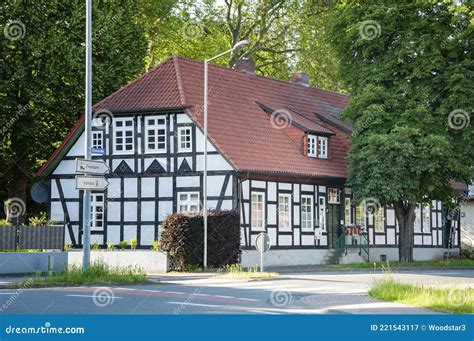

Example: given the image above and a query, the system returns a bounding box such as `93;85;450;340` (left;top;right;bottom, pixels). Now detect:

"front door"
328;204;341;247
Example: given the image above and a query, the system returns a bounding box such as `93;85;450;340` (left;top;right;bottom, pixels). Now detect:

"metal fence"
0;225;64;250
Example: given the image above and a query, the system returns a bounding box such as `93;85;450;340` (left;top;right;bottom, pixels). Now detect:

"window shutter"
303;135;308;156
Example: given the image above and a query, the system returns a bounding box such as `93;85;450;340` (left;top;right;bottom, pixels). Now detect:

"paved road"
0;269;472;314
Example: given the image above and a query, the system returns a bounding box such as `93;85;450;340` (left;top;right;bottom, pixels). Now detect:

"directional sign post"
75;159;109;175
75;175;109;191
255;232;271;273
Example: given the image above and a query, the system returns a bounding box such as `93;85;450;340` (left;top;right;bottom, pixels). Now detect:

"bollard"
48;254;54;276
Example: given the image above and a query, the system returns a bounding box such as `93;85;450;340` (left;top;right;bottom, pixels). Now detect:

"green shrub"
28;213;57;227
118;240;127;250
91;243;100;251
64;243;72;251
151;240;161;251
130;238;137;251
0;219;10;226
160;210;240;271
461;249;471;259
107;242;115;251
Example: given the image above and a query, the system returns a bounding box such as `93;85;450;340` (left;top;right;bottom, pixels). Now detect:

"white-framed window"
92;131;103;149
344;197;351;224
251;192;265;230
318;136;328;158
90;193;104;231
301;195;313;230
374;207;384;232
422;204;431;233
307;135;317;157
178;192;200;212
414;204;422;232
356;203;365;227
178;126;192;152
328;188;340;204
114;118;134;154
318;196;326;230
145;116;166;153
278;194;292;230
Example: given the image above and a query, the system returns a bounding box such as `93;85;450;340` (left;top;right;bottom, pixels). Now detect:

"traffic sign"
255;232;271;253
75;175;109;191
91;147;105;155
255;232;271;273
75;158;109;175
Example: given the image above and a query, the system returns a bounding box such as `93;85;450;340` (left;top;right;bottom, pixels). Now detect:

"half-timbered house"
36;56;462;266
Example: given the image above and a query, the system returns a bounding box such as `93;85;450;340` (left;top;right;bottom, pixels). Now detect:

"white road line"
66;294;124;299
0;292;18;295
166;301;221;308
249;310;283;315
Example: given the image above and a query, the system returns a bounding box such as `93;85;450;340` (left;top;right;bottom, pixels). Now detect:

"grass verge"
369;278;473;314
215;264;279;280
326;258;474;269
12;261;148;288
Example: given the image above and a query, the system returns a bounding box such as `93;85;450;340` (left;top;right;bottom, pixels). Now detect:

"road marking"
166;301;221;308
249;310;283;315
67;294;124;299
0;292;18;295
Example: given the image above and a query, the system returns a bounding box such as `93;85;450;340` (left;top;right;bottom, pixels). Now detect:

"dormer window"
318;136;328;159
308;135;317;157
307;134;328;159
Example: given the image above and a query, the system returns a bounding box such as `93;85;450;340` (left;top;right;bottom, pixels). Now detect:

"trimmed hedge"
160;210;240;270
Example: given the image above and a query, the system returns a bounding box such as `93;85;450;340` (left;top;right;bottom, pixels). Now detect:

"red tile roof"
37;56;351;178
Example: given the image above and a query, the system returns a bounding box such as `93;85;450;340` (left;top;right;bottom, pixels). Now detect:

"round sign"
255;232;271;253
30;182;50;203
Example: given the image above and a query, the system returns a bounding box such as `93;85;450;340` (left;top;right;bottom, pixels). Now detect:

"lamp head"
232;40;248;51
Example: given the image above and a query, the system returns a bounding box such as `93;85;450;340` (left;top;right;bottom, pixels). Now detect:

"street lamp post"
203;40;248;269
82;0;92;270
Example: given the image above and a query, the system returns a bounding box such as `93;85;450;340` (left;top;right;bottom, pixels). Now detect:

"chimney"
233;58;255;75
291;72;310;87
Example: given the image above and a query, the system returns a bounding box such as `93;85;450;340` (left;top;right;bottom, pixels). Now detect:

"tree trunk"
393;200;416;262
6;161;28;223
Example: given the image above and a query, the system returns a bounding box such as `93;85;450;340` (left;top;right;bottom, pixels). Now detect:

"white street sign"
255;232;271;273
75;158;109;175
75;175;109;191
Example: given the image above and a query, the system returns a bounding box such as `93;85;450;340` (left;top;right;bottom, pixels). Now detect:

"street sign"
75;175;109;191
91;147;105;155
75;158;109;175
255;232;271;253
255;232;271;273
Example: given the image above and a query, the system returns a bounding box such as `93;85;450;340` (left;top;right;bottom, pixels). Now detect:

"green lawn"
13;261;148;288
326;259;474;269
369;279;473;314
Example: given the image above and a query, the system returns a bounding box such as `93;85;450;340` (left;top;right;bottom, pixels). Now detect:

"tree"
145;0;343;90
329;1;473;261
0;0;153;220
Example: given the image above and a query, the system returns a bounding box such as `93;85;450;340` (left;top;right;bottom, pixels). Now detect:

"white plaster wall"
241;249;328;267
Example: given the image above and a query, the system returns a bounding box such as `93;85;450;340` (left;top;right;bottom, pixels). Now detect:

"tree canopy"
329;0;473;260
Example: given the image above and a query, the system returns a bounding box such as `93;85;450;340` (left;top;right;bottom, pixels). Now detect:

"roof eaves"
314;112;353;134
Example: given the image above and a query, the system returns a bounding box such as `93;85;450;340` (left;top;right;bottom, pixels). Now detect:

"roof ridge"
173;55;349;99
172;56;187;106
92;57;175;110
